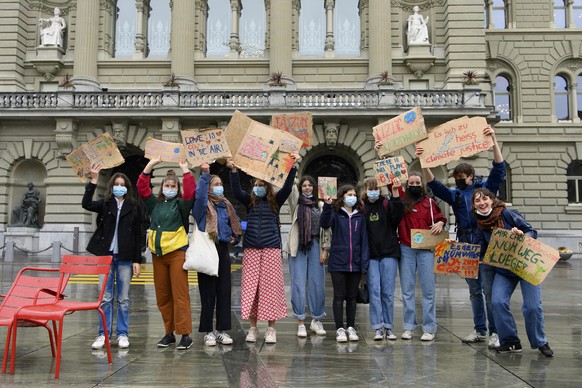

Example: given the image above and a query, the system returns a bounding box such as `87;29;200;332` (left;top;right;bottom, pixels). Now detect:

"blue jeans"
289;240;326;321
98;255;132;337
399;244;436;333
368;257;398;330
492;270;547;349
466;264;497;335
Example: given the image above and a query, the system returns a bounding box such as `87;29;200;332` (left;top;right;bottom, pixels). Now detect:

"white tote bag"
183;220;219;276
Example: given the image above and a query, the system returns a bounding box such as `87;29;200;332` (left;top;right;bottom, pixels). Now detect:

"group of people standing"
81;125;553;357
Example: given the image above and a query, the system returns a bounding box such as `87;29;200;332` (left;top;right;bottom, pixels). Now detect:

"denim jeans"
399;244;436;333
466;263;497;335
492;270;547;349
99;255;132;337
289;240;326;321
368;257;398;330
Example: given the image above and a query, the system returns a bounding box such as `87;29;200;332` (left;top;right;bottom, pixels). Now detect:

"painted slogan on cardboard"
433;241;480;279
66;133;125;182
144;138;186;163
373;107;427;157
181;128;231;167
373;156;409;187
417;116;494;168
483;228;560;286
411;229;450;250
318;177;337;199
272;112;313;148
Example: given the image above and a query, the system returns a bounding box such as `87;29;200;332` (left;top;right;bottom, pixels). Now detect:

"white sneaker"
385;329;397;340
488;333;500;349
310;319;327;336
336;328;348;343
265;328;277;344
421;332;435;341
117;335;129;349
401;330;413;340
204;332;217;346
297;324;307;338
245;327;259;343
92;335;105;349
346;326;359;341
215;331;233;345
373;329;384;341
462;330;487;343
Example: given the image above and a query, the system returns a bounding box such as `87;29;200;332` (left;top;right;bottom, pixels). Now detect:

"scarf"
297;195;316;252
206;194;243;242
475;199;506;231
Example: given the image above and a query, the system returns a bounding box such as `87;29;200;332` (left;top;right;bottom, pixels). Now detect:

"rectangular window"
207;0;232;57
299;0;325;56
334;0;360;56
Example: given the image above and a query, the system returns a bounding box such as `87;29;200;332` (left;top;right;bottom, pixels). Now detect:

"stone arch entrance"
303;154;359;189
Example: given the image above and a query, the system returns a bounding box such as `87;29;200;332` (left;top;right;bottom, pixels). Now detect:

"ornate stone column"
324;0;335;57
270;0;293;78
194;0;209;59
73;0;101;90
291;0;300;56
367;0;391;78
171;0;197;89
133;0;150;59
228;0;242;58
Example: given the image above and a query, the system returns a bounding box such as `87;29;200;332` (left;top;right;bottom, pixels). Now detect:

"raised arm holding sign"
373;107;427;157
66;133;125;182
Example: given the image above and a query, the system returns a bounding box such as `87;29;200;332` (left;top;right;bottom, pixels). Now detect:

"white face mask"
476;208;493;216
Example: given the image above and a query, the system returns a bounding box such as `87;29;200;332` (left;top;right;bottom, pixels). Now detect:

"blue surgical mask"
344;195;357;207
212;186;224;196
112;186;127;198
367;190;380;202
253;186;267;198
163;189;178;199
303;194;313;198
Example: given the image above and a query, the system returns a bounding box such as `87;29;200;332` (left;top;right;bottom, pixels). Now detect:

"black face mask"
407;186;422;197
455;179;469;191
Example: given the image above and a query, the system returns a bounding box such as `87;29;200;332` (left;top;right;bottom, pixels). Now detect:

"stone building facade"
0;0;580;255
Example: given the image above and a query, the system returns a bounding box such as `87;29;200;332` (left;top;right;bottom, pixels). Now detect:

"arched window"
577;74;582;120
494;75;512;121
299;0;325;56
498;164;512;203
492;0;506;28
334;0;360;56
147;0;171;58
567;160;582;203
206;0;232;57
554;0;567;28
114;0;136;58
554;75;570;120
575;0;582;28
239;0;266;58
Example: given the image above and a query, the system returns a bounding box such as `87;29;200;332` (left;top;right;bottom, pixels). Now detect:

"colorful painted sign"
433;241;481;279
66;133;125;182
417;116;494;168
318;177;337;199
272;112;313;148
144;138;186;163
373;107;427;157
410;229;450;250
373;156;409;187
483;228;560;286
181;128;231;167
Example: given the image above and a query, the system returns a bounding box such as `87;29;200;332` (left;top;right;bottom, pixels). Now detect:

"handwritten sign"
226;109;253;155
181;128;231;167
66;133;125;182
410;229;449;250
483;228;560;286
433;241;480;279
373;107;427;157
144;138;186;163
417;116;494;168
272;112;313;148
318;177;337;199
373;157;409;187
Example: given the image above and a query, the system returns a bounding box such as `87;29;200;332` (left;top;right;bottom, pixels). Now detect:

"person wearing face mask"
361;177;404;341
415;125;505;348
83;163;144;351
321;184;369;343
285;175;330;338
192;162;243;347
471;188;553;357
137;156;195;350
226;155;298;344
398;172;446;341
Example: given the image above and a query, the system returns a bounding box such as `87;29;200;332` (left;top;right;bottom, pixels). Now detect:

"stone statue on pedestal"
12;182;41;227
39;7;66;48
407;6;429;45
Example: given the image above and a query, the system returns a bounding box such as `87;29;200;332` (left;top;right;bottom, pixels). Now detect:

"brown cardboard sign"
181;128;232;167
373;156;408;187
66;133;125;182
410;229;450;250
318;177;337;199
373;107;427;156
144;137;186;163
433;241;480;279
272;112;313;148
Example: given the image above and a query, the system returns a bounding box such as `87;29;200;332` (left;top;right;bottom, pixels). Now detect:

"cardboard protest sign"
483;228;560;286
373;157;409;187
272;112;314;148
417;116;494;168
225;109;253;155
410;229;449;250
373;107;427;157
144;138;186;163
433;241;480;279
234;120;303;187
318;177;337;199
66;133;125;182
181;128;231;167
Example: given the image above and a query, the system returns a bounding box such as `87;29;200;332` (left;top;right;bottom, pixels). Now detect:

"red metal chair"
9;255;113;379
1;266;66;374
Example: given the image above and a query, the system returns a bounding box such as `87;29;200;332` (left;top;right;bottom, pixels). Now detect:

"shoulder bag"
183;220;219;276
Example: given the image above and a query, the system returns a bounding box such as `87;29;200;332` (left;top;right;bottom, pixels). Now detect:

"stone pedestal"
30;46;65;80
405;43;435;79
4;227;41;256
